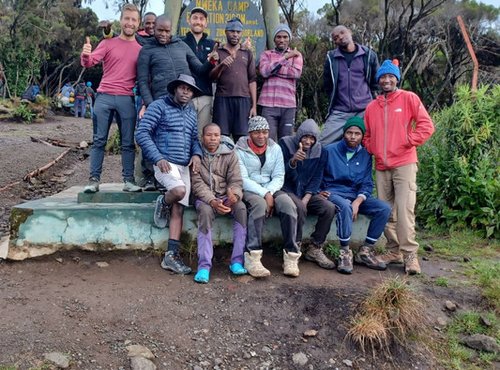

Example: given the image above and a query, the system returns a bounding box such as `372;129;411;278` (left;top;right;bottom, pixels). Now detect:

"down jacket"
236;137;285;197
135;95;202;166
191;137;243;204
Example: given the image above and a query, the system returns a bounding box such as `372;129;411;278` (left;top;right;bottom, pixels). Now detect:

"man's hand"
290;142;306;167
210;199;232;215
138;105;146;119
284;47;300;60
319;190;330;199
221;55;235;68
264;192;274;218
302;193;312;208
351;197;364;221
82;36;92;56
156;159;171;173
226;187;238;206
242;37;253;51
249;106;257;118
189;155;201;174
207;43;219;63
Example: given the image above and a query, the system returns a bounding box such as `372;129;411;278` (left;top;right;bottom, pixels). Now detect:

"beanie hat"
248;116;270;132
376;59;401;81
343;116;365;135
273;24;292;40
225;17;243;31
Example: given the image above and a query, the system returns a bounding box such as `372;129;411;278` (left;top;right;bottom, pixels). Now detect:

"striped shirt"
257;48;303;108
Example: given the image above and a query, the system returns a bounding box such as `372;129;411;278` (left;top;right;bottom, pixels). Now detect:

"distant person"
181;7;218;132
191;124;248;283
279;119;336;270
85;81;95;118
319;25;379;145
210;18;257;143
364;60;435;275
137;12;156;37
135;74;203;276
61;82;74;98
258;24;303;141
21;83;40;103
80;4;142;193
322;117;391;274
74;82;87;118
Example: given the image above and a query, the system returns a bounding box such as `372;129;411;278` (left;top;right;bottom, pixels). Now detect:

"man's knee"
247;197;266;218
169;186;186;201
275;194;297;216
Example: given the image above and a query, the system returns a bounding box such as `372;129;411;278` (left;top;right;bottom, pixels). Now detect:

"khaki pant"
376;163;419;255
192;95;213;135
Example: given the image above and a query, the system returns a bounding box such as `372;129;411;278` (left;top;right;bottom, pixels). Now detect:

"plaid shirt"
258;48;303;108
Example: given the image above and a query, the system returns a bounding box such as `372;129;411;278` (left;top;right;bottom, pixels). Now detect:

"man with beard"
210;18;257;143
258;24;303;141
81;4;142;193
320;25;379;145
135;74;203;276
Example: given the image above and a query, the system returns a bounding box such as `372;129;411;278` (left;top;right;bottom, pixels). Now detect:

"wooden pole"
164;0;182;35
457;15;479;92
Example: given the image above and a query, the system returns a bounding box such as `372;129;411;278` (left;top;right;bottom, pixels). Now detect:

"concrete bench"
7;184;373;260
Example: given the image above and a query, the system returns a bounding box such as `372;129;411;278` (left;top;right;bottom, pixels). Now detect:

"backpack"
75;83;87;99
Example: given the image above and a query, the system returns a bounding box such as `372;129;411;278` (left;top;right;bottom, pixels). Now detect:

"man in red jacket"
364;59;435;275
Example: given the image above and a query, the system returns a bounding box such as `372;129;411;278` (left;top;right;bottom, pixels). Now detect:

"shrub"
417;85;500;238
12;102;36;123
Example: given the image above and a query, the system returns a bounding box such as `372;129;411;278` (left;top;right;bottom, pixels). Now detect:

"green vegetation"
418;85;500;239
435;277;449;287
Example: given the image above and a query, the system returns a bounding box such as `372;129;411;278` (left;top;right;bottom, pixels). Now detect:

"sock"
340;239;350;250
364;238;376;248
167;239;180;254
161;195;169;206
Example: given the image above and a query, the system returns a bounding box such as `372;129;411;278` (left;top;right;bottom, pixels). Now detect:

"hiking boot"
404;252;421;275
143;180;156;192
153;195;170;229
283;250;301;277
161;251;192;275
123;181;142;192
244;250;271;278
337;249;353;274
355;245;387;270
83;177;100;193
304;245;336;269
376;250;404;265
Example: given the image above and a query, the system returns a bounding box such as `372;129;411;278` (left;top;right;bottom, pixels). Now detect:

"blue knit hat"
376;59;401;81
273;24;292;41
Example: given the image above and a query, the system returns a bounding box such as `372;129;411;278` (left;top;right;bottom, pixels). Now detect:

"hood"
143;35;182;49
375;88;403;106
202;135;235;156
281;119;322;159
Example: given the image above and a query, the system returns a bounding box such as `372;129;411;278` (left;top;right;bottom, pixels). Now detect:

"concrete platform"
8;184;372;260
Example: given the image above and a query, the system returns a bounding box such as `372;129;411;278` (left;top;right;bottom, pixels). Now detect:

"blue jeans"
74;98;86;118
89;93;136;181
328;193;391;244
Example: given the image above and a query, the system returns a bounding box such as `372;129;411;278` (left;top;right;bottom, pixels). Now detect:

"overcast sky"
86;0;499;21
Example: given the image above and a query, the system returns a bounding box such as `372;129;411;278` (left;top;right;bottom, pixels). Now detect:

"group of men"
80;4;434;283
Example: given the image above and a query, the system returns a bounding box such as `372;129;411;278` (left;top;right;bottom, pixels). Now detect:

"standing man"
322;117;391;274
135;74;203;275
210;18;257;143
138;12;156;37
81;4;142;193
236;116;301;278
364;60;435;275
279;119;336;269
319;25;379;145
182;7;218;132
258;24;303;141
191;124;248;283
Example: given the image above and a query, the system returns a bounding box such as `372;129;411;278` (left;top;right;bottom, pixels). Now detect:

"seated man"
236;116;301;278
135;74;202;275
322;117;391;274
279;119;336;269
191;123;248;283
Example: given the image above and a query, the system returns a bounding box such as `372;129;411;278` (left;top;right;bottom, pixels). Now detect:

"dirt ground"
0;116;484;369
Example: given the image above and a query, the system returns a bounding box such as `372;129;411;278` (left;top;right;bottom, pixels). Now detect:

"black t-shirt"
340;45;359;68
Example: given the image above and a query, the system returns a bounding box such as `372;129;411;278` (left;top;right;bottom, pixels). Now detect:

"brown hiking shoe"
304;246;336;269
355;245;387;270
404;253;421;275
337;249;353;274
376;250;404;265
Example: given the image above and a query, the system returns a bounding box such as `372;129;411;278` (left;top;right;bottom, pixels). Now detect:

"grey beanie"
273;24;292;40
248;116;270;132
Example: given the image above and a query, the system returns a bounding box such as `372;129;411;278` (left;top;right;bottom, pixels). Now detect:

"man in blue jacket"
135;74;203;275
279;119;336;269
322;116;390;274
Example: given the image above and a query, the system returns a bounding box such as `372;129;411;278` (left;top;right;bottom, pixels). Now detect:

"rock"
263;320;270;326
262;345;272;353
422;256;429;261
193;366;203;370
463;256;472;263
79;140;89;148
292;352;308;366
444;300;457;311
55;257;63;263
199;360;210;367
303;329;318;337
130;356;157;370
127;345;155;360
214;358;223;365
436;316;448;327
460;334;500;353
480;315;492;327
243;352;252;359
44;352;70;368
236;275;254;284
424;244;434;252
342;359;353;367
96;261;109;268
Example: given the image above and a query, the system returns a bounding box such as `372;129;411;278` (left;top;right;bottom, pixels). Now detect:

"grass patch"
435;276;449;287
346;276;428;356
324;243;340;260
465;260;500;313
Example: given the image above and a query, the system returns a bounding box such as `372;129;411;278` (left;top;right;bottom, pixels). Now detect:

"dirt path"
0;116;480;369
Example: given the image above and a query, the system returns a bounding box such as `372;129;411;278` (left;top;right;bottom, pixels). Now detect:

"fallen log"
0;180;21;193
30;136;54;147
23;148;72;181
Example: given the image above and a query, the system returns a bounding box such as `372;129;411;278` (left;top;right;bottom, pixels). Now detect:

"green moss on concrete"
9;207;33;239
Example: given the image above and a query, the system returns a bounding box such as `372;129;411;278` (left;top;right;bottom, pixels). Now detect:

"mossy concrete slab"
8;184;372;260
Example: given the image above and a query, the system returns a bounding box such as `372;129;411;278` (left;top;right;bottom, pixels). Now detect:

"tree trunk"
262;0;280;50
164;0;183;34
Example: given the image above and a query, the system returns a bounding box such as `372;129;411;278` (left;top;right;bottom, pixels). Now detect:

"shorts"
154;163;191;206
212;96;251;137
